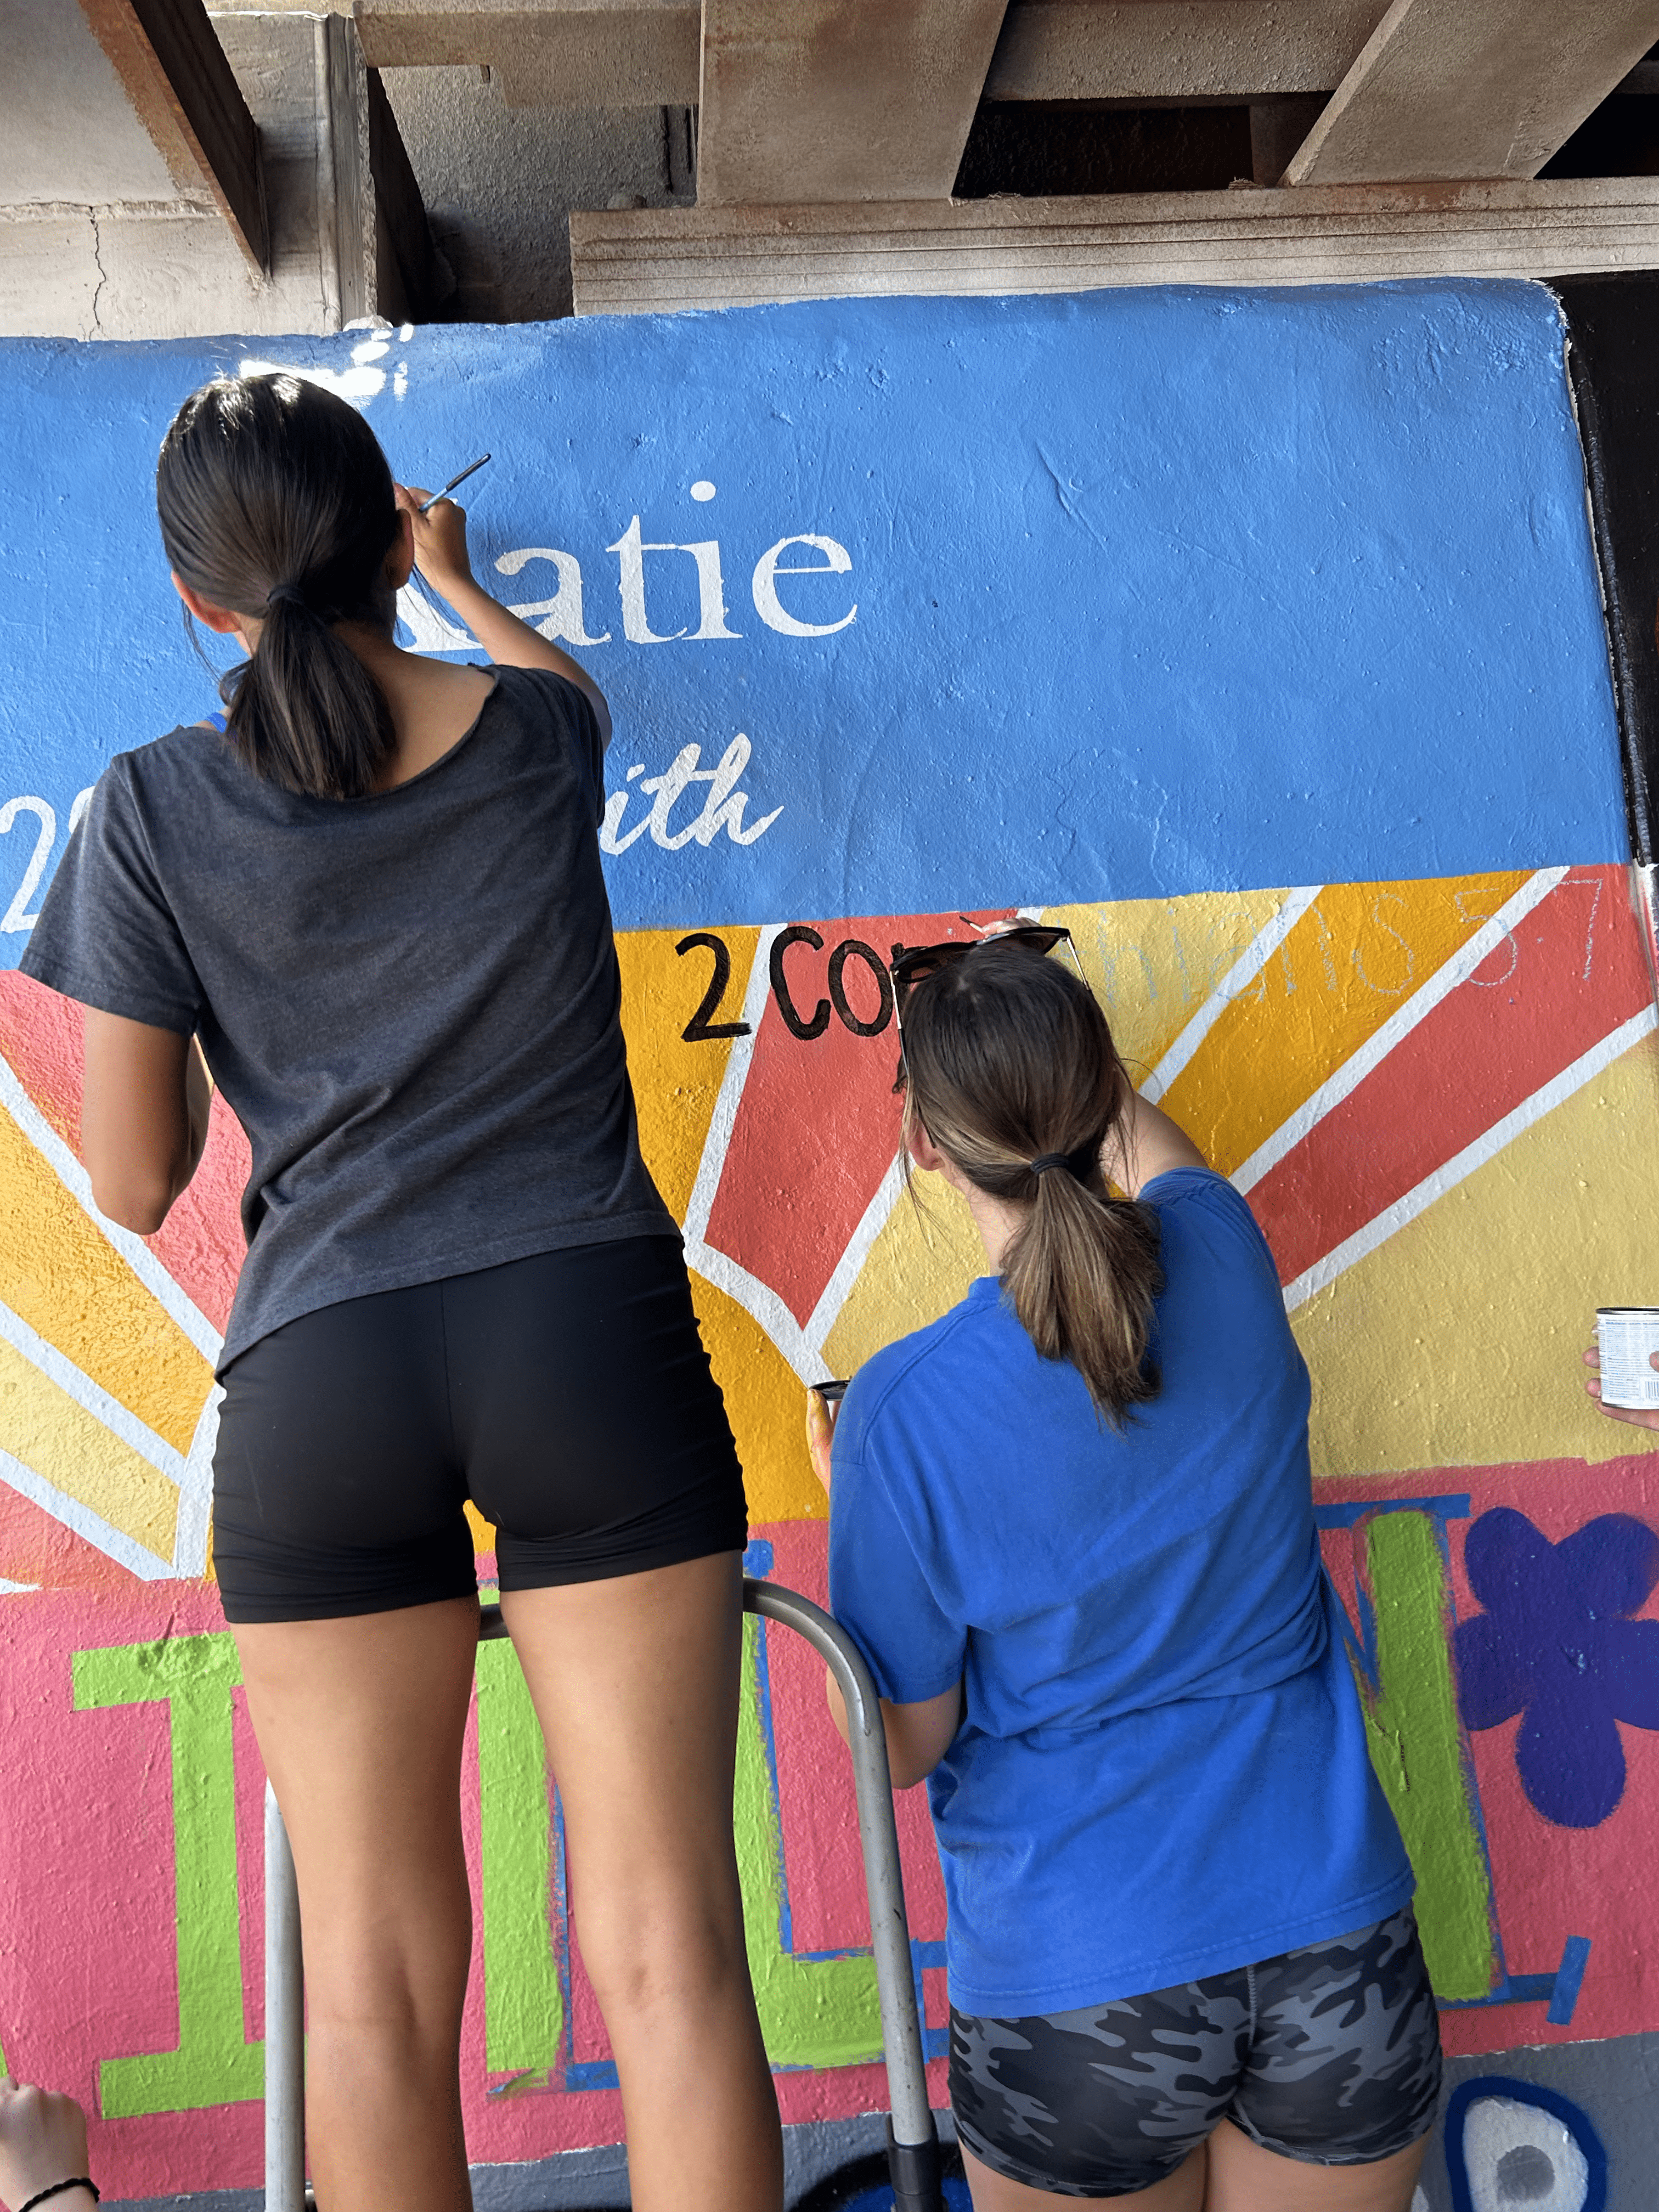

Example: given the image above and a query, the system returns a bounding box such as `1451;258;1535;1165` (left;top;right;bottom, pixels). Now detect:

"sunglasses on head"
889;922;1082;1030
888;922;1085;1094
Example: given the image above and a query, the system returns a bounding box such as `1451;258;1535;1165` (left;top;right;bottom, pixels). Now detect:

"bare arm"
0;2076;95;2212
82;1009;211;1233
395;487;612;748
825;1672;964;1790
805;1389;964;1786
1111;1084;1207;1197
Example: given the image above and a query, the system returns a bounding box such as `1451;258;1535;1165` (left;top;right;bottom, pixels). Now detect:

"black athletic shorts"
212;1236;748;1624
950;1906;1441;2196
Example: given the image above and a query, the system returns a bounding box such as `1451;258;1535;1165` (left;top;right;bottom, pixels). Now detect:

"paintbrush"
417;455;492;513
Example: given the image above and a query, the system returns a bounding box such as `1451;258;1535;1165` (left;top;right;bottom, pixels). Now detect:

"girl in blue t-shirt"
811;928;1438;2211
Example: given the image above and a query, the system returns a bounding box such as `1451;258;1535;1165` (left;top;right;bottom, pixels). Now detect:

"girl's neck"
938;1164;1025;1274
337;624;497;792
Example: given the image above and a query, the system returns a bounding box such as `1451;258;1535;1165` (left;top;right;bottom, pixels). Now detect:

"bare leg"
502;1551;782;2212
1204;2118;1429;2210
961;2141;1207;2209
235;1597;482;2212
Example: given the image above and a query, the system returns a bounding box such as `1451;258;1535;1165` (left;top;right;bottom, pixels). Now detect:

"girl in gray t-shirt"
23;373;780;2212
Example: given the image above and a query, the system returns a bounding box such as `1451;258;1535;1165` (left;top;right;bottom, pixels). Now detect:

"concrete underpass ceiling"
8;0;1659;334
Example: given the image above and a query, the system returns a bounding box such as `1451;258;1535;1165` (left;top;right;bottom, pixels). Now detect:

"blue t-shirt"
827;1167;1412;2017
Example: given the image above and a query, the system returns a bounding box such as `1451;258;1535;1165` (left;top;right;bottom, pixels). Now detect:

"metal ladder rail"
263;1579;945;2212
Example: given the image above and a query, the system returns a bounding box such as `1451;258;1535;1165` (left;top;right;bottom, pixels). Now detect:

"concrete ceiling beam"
354;0;700;109
354;0;1387;114
77;0;269;267
695;0;1012;207
984;0;1387;104
1283;0;1659;185
570;177;1659;314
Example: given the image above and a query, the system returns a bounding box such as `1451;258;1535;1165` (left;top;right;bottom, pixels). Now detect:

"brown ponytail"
156;374;400;800
898;940;1163;1423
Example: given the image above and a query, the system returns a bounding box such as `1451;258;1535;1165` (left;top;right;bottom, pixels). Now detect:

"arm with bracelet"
0;2076;97;2212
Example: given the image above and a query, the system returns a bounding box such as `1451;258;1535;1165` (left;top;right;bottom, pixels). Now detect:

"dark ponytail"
157;374;401;799
899;941;1164;1423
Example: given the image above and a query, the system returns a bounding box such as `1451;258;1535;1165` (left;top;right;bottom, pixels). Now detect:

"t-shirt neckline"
356;665;501;804
194;665;504;806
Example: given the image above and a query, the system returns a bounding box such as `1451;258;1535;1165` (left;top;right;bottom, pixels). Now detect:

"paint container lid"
1598;1307;1659;1318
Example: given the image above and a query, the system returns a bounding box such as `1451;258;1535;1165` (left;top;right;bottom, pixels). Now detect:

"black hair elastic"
18;2182;99;2211
1029;1139;1103;1182
265;582;310;612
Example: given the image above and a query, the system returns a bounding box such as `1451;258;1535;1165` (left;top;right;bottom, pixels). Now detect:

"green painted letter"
1355;1510;1498;2001
74;1632;261;2116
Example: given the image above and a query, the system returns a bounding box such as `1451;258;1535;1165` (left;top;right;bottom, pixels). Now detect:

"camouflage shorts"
949;1906;1442;2197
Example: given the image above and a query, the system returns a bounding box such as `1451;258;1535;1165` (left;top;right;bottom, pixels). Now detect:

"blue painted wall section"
0;283;1623;949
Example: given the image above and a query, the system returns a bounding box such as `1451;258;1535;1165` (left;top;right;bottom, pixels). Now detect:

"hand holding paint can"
1593;1308;1659;1414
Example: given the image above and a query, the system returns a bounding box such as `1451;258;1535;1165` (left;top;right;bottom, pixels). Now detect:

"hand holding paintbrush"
392;476;612;745
396;478;477;609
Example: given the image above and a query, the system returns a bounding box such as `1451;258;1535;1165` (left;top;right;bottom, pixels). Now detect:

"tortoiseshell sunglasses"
889;922;1082;1037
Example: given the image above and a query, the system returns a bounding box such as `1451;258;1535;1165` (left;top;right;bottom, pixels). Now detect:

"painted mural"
0;282;1653;2210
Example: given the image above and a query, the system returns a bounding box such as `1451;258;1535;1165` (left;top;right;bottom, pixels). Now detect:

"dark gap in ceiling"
1543;96;1659;180
953;102;1254;199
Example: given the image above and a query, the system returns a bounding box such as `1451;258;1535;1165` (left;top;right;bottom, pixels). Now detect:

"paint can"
1595;1307;1659;1408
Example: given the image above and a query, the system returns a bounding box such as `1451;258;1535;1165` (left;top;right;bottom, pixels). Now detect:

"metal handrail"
263;1579;944;2211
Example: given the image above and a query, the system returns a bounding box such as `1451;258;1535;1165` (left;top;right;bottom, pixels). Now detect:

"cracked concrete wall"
0;7;376;340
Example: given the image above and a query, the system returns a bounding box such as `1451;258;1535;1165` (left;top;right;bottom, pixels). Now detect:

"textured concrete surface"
984;0;1386;102
569;176;1659;314
356;0;701;109
697;0;1008;206
377;66;690;319
1286;0;1659;185
7;0;182;205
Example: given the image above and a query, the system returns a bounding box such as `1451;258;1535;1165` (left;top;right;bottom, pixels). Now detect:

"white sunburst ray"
0;1042;224;1576
679;923;826;1381
1231;867;1570;1196
0;1047;223;1364
0;1444;175;1583
1136;887;1325;1104
0;1297;185;1486
680;923;782;1253
1281;1001;1657;1311
1015;888;1324;1104
0;1293;197;1579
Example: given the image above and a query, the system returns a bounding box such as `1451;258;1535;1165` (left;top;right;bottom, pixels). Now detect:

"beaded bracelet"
17;2181;98;2212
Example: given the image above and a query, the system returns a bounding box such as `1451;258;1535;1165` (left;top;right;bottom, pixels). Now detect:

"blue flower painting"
1454;1509;1659;1827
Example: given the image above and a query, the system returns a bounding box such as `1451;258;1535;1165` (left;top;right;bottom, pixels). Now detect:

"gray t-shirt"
22;665;676;1369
